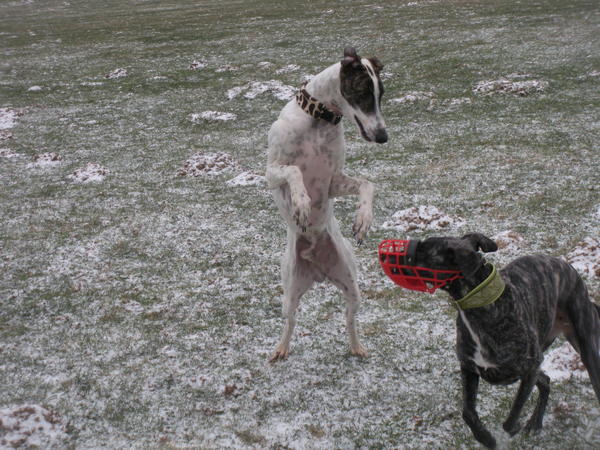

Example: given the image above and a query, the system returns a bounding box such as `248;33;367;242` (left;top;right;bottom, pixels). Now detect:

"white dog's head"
339;47;387;144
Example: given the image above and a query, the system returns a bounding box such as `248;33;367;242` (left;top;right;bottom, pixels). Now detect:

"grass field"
1;0;599;448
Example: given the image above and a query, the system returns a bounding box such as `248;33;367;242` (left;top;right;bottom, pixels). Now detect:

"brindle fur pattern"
413;233;600;448
266;47;387;361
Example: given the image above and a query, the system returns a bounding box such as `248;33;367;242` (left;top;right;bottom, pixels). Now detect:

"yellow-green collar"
451;264;505;310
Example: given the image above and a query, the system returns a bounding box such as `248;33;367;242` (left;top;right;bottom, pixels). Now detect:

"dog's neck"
303;63;344;116
446;262;494;301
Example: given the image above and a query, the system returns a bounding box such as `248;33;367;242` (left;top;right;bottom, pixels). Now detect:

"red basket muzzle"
378;239;464;294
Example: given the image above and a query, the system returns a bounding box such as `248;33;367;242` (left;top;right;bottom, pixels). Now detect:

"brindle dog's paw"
474;430;497;449
523;416;543;435
502;420;522;436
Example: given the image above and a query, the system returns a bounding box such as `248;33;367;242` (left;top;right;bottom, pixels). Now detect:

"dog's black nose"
375;129;388;144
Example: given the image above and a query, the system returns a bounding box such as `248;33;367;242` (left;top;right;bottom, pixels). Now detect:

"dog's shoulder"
501;254;583;302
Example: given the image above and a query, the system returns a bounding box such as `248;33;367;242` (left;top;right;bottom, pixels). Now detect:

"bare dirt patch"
177;152;240;177
492;230;524;253
566;237;600;278
381;205;465;232
226;171;266;187
105;68;128;79
473;74;548;96
28;152;62;167
0;404;67;448
68;163;109;183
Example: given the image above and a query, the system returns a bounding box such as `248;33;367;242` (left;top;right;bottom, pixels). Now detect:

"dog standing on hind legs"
266;47;387;361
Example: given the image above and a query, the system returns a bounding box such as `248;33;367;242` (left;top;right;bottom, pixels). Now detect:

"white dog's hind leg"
338;275;368;357
270;236;316;362
314;227;368;357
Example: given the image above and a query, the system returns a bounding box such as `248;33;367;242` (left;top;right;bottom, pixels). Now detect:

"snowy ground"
1;0;599;448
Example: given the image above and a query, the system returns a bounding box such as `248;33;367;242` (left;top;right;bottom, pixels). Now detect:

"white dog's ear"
462;233;498;253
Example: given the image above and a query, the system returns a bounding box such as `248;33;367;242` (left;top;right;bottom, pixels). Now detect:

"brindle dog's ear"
341;46;362;69
368;57;384;74
461;233;498;253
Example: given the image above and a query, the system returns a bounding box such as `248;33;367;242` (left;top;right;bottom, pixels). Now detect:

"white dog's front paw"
353;207;373;244
292;190;311;232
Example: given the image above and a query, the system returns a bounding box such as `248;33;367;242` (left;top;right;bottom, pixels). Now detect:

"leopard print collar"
295;83;342;125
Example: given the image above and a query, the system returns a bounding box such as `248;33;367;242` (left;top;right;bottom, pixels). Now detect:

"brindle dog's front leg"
524;371;550;433
266;163;311;231
461;369;497;449
502;370;539;436
329;172;374;244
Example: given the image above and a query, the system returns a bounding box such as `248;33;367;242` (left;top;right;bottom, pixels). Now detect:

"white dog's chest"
294;147;338;226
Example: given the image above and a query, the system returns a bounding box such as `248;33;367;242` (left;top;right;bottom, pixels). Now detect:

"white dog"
266;47;388;361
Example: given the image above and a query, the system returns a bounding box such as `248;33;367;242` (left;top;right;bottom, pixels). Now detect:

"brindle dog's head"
339;46;388;144
413;233;498;278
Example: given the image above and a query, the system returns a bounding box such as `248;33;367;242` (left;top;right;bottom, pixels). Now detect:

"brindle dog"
410;233;600;448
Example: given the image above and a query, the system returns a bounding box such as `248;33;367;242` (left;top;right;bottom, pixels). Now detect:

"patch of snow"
178;152;239;177
0;404;67;448
381;205;465;232
0;107;21;130
257;61;274;69
0;148;18;158
275;64;300;74
105;68;128;79
542;342;587;382
190;111;237;122
444;97;471;107
189;60;207;69
122;300;144;314
68;163;109;183
566;237;600;278
505;72;535;79
226;80;295;101
588;70;600;78
391;91;434;104
473;76;548;96
427;97;472;112
216;64;238;72
81;81;104;86
27;152;62;167
226;171;266;187
27;85;43;92
160;346;179;358
493;230;524;253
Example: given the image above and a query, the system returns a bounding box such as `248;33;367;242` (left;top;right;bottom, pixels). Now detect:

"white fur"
266;60;385;360
459;311;498;371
